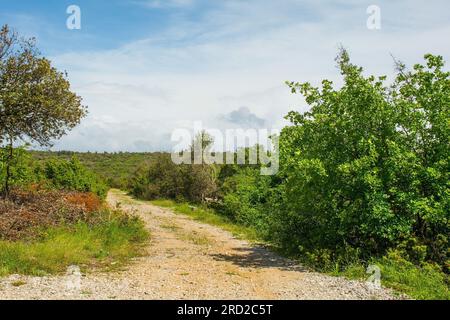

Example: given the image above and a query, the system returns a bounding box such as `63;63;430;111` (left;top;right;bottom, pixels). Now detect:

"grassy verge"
0;213;149;277
150;198;449;300
150;199;260;241
338;256;449;300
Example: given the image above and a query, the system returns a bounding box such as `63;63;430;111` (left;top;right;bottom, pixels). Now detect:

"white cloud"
50;0;450;151
136;0;195;9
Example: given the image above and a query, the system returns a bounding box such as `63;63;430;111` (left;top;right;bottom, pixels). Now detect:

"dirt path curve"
0;190;398;300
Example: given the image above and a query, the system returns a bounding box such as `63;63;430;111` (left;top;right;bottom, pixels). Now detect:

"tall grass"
375;255;449;300
0;215;148;276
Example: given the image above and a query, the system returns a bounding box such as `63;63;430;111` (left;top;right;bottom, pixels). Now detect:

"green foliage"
374;250;450;300
275;50;449;271
0;146;35;189
0;148;109;198
37;157;108;198
130;153;218;203
220;168;271;232
0;25;86;196
31;150;161;189
130;154;187;200
0;211;148;276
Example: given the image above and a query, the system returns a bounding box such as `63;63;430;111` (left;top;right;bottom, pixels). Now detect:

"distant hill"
30;150;165;189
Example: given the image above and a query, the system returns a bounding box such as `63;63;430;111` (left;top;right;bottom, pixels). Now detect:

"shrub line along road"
0;190;398;300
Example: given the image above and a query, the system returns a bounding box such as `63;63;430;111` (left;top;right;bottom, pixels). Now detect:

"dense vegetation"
37;158;108;198
0;25;148;277
0;148;108;198
31;150;161;189
130;152;217;203
129;51;449;299
273;51;449;267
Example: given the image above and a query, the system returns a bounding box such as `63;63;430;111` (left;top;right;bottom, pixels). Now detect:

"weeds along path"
0;189;398;300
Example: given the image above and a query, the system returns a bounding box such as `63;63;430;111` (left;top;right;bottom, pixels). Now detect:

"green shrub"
0;146;35;191
220;168;271;233
276;51;449;269
130;153;217;203
38;157;108;198
130;154;186;200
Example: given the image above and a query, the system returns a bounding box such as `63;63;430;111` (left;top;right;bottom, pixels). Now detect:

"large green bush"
273;51;449;270
130;154;186;200
220;168;271;232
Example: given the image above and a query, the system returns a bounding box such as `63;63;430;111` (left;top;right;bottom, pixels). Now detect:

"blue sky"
1;0;186;52
1;0;450;151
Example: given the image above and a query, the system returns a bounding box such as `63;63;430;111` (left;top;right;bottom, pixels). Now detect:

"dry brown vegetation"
0;189;103;241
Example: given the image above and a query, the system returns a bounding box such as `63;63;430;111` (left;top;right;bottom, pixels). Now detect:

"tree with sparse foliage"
188;131;218;202
0;25;87;197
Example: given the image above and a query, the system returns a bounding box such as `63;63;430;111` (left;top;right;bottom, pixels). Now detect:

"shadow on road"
209;245;307;272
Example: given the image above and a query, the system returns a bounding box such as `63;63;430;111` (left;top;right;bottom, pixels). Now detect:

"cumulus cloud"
218;107;266;128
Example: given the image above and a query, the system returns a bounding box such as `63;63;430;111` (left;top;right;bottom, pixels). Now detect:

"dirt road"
0;189;398;300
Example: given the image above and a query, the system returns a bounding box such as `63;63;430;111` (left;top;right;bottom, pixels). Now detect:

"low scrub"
0;189;102;241
0;189;148;276
37;158;108;198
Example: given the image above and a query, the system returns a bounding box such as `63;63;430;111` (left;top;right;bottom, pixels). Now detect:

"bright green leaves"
38;157;108;198
278;49;449;270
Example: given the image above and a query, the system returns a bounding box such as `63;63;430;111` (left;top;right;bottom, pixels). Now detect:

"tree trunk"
3;137;13;199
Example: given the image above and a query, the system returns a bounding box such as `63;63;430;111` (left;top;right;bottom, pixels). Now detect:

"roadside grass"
0;214;149;277
148;197;449;300
149;199;260;242
336;257;450;300
378;260;449;300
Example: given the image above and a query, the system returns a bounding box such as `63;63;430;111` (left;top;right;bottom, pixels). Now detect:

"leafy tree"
277;49;449;268
187;131;218;202
0;25;86;197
